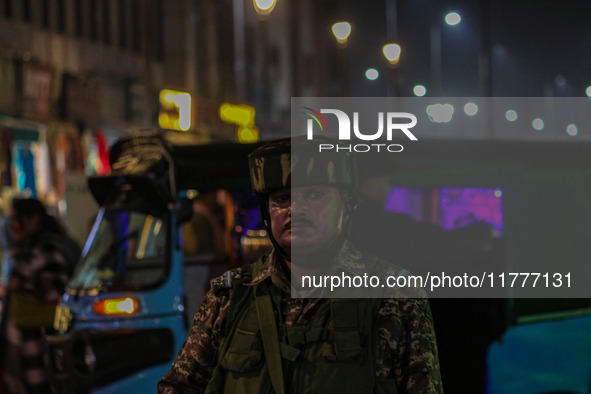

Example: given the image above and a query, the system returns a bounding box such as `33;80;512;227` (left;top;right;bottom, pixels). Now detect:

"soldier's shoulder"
378;296;433;324
210;266;246;295
345;240;408;276
209;256;268;295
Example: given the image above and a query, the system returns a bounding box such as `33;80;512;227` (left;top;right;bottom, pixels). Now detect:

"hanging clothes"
1;130;12;187
95;130;111;175
13;144;37;197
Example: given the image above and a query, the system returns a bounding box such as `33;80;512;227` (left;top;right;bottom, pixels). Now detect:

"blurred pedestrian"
0;198;81;394
182;192;226;256
0;215;14;309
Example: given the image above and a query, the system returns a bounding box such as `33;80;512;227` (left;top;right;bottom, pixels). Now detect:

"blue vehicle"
45;131;268;393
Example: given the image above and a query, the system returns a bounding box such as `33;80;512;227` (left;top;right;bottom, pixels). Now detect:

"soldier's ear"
342;192;358;214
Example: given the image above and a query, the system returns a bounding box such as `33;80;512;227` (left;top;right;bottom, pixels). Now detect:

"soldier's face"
268;186;345;259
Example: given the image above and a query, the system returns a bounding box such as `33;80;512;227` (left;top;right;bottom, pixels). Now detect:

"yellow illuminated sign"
159;89;191;131
237;126;260;143
220;103;255;126
219;102;258;143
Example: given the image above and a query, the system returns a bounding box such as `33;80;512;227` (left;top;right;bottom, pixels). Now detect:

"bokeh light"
445;12;461;26
413;85;427;97
505;110;518;122
332;22;352;43
532;118;544;130
426;104;454;123
464;102;478;116
253;0;277;15
365;68;379;80
382;43;402;64
566;124;578;136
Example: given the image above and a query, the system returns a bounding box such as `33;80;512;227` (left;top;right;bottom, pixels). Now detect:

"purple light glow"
384;186;504;234
439;187;503;233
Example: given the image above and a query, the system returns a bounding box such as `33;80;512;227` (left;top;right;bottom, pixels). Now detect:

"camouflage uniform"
157;241;443;393
158;138;443;393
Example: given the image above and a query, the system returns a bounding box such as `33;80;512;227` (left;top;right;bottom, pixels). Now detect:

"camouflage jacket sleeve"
374;297;444;393
157;280;233;393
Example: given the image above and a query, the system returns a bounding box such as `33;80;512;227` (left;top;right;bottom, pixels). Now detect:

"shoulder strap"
254;283;285;394
216;256;285;393
219;258;266;344
222;265;252;337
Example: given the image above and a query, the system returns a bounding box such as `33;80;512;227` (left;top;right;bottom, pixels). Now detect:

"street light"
253;0;276;17
253;0;276;136
445;12;461;26
331;21;352;96
332;22;352;47
431;11;461;95
382;43;401;65
413;85;427;97
365;68;379;80
382;43;401;96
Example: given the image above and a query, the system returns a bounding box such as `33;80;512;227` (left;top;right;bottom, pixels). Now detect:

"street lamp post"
430;26;442;95
253;0;277;131
384;0;400;97
253;0;276;16
478;0;493;97
332;21;351;97
430;11;461;96
383;43;401;96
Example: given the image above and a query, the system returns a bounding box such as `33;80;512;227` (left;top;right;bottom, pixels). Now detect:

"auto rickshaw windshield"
69;207;169;291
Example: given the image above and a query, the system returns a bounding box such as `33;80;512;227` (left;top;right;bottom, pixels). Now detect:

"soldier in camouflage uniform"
158;138;443;393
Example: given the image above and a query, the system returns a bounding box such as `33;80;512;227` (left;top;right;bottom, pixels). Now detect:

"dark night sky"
335;0;591;97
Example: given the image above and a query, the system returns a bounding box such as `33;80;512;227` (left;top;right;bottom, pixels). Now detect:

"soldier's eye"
269;191;291;206
305;189;325;200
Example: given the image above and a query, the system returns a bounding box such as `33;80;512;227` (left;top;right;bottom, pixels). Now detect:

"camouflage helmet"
248;136;355;195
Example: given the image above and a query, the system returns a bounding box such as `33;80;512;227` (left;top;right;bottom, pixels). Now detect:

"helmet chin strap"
258;198;292;262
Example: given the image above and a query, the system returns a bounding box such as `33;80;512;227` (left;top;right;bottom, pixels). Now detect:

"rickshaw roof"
88;131;265;206
171;141;264;191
